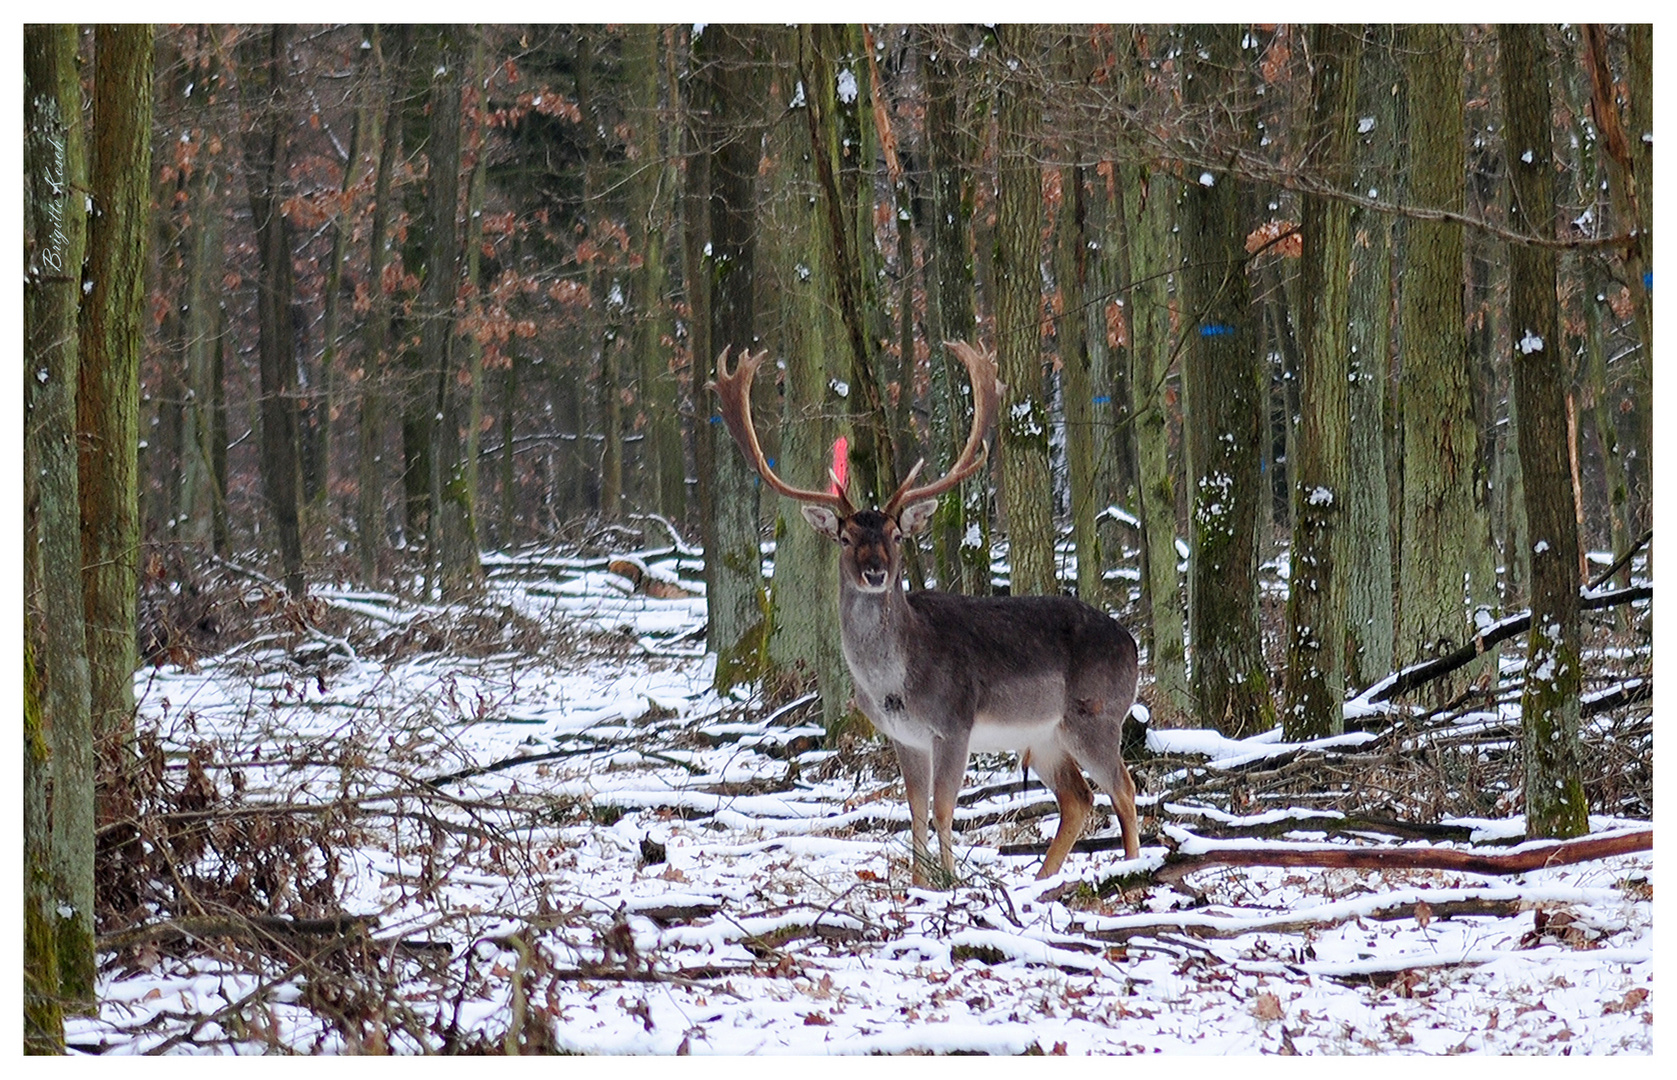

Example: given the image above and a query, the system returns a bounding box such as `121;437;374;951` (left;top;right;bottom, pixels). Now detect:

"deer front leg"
929;732;975;887
892;740;934;888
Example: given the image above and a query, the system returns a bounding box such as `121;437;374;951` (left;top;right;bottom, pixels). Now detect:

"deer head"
708;340;1003;573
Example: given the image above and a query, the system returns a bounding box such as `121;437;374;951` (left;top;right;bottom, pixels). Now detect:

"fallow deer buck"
710;341;1141;888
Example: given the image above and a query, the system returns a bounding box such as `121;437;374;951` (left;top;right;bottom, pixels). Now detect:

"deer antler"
708;347;854;514
883;340;1003;515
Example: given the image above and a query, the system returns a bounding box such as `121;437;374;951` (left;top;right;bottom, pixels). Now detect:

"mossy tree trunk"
798;23;898;510
1051;33;1104;605
993;26;1055;597
699;25;769;691
25;21;90;1029
1116;30;1190;727
25;636;65;1052
1501;23;1587;839
1342;25;1397;691
923;28;987;595
77;30;154;1012
1180;24;1275;738
1282;24;1360;740
1395;24;1497;700
765;35;852;732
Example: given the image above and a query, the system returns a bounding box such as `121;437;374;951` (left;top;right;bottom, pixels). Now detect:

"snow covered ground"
72;545;1653;1055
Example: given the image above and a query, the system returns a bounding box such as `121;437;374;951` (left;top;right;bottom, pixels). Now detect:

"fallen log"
1151;829;1651;885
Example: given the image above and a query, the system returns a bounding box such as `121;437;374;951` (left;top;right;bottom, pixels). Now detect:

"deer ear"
801;504;842;539
897;497;939;537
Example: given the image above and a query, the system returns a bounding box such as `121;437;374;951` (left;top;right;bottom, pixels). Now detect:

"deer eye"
839;534;853;546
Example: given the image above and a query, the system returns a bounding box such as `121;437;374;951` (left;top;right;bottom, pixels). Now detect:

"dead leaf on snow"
1602;987;1649;1015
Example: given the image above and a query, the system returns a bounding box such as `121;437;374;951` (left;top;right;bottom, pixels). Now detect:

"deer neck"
837;576;916;693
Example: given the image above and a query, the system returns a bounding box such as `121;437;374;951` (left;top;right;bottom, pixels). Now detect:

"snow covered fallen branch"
1357;583;1650;704
1151;826;1651;882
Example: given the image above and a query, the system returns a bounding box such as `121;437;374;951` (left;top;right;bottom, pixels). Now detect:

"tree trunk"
237;25;306;597
311;52;369;523
1501;23;1587;839
993;26;1055;598
700;25;768;691
1395;24;1496;699
178;35;228;553
358;31;401;581
457;30;490;567
626;25;685;523
1582;25;1651;542
25;20;93;1022
765;36;852;733
923;30;985;595
414;29;477;598
1282;24;1360;740
799;23;897;509
681;26;714;545
1180;25;1274;737
1342;25;1397;691
1052;33;1102;605
25;635;64;1052
1116;30;1190;727
577;28;624;523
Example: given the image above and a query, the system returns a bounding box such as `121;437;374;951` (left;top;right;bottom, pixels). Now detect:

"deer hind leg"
1062;703;1141;860
892;740;934;888
1033;749;1094;879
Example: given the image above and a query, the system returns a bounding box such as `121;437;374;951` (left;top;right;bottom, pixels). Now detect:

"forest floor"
74;535;1653;1055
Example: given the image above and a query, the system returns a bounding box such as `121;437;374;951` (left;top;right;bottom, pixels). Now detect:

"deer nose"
862;568;889;589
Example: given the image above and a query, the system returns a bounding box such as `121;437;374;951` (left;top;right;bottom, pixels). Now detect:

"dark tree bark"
1116;30;1190;727
1395;24;1496;699
626;25;686;523
1342;25;1397;691
699;25;768;690
923;29;986;595
25;21;87;1035
1282;24;1360;740
993;25;1055;597
798;23;897;509
1582;25;1651;541
456;29;491;568
1180;25;1274;738
681;26;714;545
764;31;851;734
237;25;306;597
358;29;402;581
25;636;64;1052
76;21;153;1005
1051;33;1103;605
413;29;476;597
309;46;369;520
1501;24;1587;840
177;32;229;554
